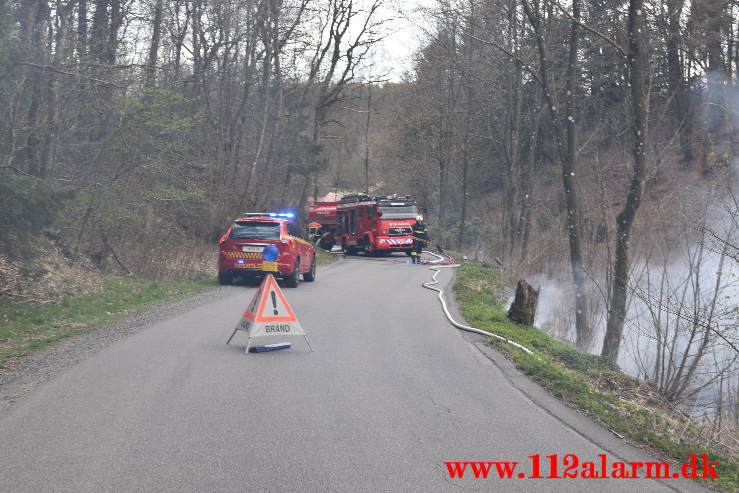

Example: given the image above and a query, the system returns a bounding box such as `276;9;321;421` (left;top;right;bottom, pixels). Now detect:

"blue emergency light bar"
268;211;295;219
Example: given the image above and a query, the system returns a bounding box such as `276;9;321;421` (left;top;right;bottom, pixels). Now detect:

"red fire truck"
335;194;420;255
307;195;340;249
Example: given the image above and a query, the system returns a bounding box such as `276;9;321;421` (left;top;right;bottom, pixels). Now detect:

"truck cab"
336;194;419;255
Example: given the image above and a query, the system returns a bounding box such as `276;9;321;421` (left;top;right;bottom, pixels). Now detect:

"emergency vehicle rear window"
230;222;280;240
379;206;417;219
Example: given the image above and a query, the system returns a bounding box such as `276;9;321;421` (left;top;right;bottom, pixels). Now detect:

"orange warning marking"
242;275;297;323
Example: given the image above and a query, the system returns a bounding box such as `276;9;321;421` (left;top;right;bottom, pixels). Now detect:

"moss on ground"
453;263;738;492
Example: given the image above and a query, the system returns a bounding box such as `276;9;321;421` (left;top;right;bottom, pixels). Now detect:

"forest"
0;0;737;446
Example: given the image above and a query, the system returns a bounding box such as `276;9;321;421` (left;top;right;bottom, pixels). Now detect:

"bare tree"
628;196;737;405
296;0;386;210
522;0;592;348
601;0;649;364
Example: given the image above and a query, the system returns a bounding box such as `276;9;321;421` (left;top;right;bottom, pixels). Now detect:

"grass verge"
316;248;340;265
0;275;215;369
454;263;737;492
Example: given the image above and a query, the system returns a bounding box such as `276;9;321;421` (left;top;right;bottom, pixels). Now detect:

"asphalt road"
0;254;707;492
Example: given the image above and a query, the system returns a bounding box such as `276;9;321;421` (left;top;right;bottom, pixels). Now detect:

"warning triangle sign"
245;275;299;324
226;274;311;353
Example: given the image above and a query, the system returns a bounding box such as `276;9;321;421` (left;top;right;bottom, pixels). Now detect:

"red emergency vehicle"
335;194;420;255
218;213;316;287
307;195;340;250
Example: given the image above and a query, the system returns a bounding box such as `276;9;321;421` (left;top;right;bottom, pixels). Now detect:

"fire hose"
421;250;535;356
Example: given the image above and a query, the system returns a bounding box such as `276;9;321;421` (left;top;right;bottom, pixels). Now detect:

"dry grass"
0;249;103;303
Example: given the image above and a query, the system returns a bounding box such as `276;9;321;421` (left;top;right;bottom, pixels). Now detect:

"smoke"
703;70;739;177
526;188;738;414
706;70;739;128
520;70;739;414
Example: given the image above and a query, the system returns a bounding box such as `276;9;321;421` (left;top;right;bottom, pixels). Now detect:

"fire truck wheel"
342;240;357;256
303;256;316;282
218;271;232;285
284;260;300;288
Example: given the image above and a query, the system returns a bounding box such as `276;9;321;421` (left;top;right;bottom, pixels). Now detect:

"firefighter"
411;215;429;264
307;221;322;243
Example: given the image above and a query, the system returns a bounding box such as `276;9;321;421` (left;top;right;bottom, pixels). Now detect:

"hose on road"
420;250;535;356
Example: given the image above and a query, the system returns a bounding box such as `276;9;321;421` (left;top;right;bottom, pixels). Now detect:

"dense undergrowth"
453;263;738;492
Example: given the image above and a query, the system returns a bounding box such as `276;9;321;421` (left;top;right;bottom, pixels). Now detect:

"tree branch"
0;165;34;177
462;30;543;87
549;0;627;57
15;62;123;87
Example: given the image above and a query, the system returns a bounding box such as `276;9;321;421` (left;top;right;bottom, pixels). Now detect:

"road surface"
0;254;706;492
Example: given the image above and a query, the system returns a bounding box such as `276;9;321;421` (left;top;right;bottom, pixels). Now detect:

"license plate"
242;246;263;253
235;263;260;269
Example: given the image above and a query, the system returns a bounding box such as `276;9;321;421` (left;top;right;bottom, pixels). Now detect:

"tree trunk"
518;95;543;261
459;6;474;248
503;0;521;258
106;0;121;64
78;0;87;55
363;83;372;194
18;0;49;176
240;4;274;208
602;0;648;364
144;0;164;89
90;0;108;63
665;0;691;165
42;0;73;178
564;0;591;349
508;280;540;325
699;0;728;176
523;0;590;349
